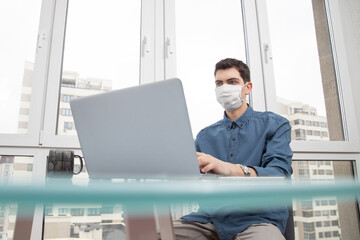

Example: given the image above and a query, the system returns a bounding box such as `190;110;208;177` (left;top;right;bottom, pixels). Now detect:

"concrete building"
17;62;112;135
277;97;329;141
277;98;341;239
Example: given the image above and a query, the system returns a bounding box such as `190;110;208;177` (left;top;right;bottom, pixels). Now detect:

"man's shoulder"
251;109;289;124
196;119;224;136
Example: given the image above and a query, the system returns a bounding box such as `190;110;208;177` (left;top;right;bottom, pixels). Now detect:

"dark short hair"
214;58;250;83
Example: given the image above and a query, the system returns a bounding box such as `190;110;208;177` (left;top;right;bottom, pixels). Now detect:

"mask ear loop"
239;83;248;104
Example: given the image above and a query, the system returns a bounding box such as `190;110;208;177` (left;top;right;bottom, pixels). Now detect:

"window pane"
175;0;246;136
57;0;141;135
292;160;360;239
0;1;41;134
0;156;34;239
266;0;344;141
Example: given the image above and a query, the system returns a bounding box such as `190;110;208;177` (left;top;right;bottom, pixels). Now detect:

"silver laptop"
70;78;200;179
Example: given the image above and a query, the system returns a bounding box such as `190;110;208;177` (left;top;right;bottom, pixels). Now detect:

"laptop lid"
70;78;200;179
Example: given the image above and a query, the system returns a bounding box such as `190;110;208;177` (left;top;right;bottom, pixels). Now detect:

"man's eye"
216;82;222;86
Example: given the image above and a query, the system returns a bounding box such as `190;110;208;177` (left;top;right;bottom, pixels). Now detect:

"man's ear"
244;82;253;95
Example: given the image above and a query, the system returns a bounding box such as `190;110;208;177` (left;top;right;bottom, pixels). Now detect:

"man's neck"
225;103;248;121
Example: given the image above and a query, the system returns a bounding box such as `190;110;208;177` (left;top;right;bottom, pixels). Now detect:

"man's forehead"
215;68;241;78
215;69;243;83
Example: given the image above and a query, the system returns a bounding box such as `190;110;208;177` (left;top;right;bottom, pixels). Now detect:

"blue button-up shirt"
182;105;293;240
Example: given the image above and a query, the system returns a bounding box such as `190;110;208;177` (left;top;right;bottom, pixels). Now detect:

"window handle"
165;37;174;58
142;36;150;57
37;31;47;49
263;42;272;63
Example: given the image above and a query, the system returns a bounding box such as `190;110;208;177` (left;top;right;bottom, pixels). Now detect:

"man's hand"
197;152;232;175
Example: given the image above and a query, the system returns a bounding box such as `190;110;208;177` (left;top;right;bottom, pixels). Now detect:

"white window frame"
0;0;359;238
254;0;360;157
41;0;160;149
0;0;55;147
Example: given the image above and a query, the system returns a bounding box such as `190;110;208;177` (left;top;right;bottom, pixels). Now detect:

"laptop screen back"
70;78;199;179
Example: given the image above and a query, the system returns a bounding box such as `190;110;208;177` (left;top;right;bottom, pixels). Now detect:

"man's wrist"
237;164;251;176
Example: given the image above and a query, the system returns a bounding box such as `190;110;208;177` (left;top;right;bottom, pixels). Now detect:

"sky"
0;0;329;136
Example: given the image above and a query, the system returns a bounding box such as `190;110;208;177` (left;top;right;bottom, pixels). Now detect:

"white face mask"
215;84;246;111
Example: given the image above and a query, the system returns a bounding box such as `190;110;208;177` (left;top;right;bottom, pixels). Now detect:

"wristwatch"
238;164;251;176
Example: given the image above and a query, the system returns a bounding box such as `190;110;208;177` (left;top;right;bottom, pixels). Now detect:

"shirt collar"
222;105;254;129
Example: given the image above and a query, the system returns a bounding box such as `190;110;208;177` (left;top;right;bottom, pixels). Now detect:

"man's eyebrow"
215;78;239;82
226;78;240;81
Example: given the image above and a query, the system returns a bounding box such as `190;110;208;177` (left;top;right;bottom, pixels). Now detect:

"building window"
319;232;323;238
330;210;337;216
324;221;330;227
294;108;303;113
302;211;313;217
299;169;310;178
318;169;325;175
303;222;315;231
313;121;320;127
307;130;313;135
27;163;33;171
294;119;304;125
321;200;328;206
326;169;333;175
63;95;75;102
58;208;69;216
61;108;72;116
315;210;321;217
298;161;309;167
333;231;340;237
87;208;101;216
70;208;84;216
320;122;327;128
329;200;337;205
316;221;322;227
304;233;316;240
323;210;329;216
305;120;311;126
295;129;306;138
314;131;321;136
61;82;76;88
321;131;328;137
64;122;73;130
301;200;313;210
331;220;339;226
45;207;53;216
324;231;331;238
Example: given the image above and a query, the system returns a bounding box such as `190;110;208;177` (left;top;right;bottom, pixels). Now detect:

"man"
174;58;293;240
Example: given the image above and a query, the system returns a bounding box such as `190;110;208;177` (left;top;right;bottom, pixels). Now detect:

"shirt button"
212;216;216;220
232;138;235;141
240;123;244;127
230;154;233;157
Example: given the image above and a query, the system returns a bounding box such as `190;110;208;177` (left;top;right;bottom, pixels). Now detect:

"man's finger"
201;162;214;173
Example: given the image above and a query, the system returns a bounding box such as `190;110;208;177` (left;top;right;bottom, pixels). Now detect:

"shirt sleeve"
194;129;205;152
251;118;293;177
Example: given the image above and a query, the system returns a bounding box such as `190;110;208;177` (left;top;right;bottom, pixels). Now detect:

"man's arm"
251;120;293;177
197;152;257;176
196;118;292;177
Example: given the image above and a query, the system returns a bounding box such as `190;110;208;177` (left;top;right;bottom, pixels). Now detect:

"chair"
283;206;295;240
